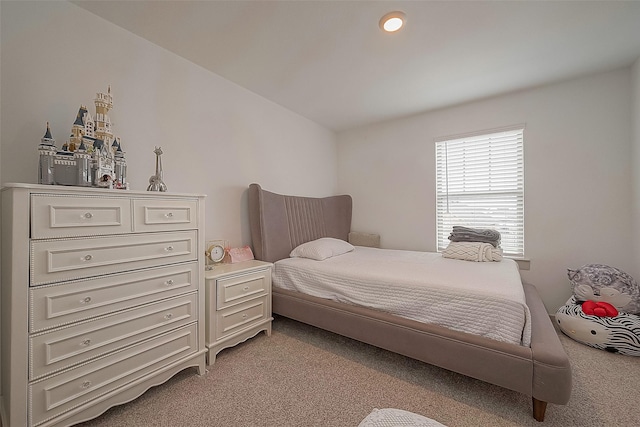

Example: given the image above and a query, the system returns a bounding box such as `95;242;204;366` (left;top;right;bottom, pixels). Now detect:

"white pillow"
290;238;354;261
358;408;447;427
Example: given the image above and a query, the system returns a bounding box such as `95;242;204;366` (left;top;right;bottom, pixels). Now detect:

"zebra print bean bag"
556;297;640;356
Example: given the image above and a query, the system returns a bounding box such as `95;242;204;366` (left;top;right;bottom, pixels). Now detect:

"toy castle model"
38;86;128;189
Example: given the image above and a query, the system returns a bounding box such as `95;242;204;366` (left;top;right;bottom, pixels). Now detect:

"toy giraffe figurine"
147;146;168;192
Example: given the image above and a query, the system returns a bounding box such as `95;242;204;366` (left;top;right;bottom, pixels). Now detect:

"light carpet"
77;315;640;427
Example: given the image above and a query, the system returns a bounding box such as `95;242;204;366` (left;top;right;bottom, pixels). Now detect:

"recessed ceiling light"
379;11;406;33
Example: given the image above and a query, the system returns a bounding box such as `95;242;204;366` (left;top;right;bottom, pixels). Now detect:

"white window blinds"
435;127;524;257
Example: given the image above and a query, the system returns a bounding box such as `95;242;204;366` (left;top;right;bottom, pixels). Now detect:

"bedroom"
1;1;639;426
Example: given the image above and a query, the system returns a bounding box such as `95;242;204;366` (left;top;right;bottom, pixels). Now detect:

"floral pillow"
568;264;640;315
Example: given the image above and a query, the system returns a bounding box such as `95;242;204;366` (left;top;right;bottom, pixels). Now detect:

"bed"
248;183;572;421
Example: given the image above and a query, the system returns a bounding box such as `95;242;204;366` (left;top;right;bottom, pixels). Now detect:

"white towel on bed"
442;241;503;262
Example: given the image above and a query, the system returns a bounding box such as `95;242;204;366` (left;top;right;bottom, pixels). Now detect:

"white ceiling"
72;0;640;132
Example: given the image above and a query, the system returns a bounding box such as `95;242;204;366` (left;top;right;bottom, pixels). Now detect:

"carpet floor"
76;315;639;427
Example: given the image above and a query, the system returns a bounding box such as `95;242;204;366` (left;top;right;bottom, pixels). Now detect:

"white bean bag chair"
556;297;640;356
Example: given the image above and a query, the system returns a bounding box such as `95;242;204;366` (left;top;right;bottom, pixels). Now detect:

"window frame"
435;125;525;258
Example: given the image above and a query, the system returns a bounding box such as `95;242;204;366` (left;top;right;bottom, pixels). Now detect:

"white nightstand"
204;260;273;365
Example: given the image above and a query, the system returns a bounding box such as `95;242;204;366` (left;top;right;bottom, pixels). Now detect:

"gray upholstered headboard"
248;183;352;263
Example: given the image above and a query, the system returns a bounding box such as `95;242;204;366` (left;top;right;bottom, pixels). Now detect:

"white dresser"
205;260;272;365
1;183;207;427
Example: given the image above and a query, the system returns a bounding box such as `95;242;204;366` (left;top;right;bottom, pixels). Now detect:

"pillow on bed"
290;238;354;261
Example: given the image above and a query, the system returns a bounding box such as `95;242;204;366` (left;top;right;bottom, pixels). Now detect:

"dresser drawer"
31;194;132;239
215;296;268;339
29;324;198;426
30;263;199;332
133;199;198;232
216;269;270;310
30;231;197;286
30;293;198;380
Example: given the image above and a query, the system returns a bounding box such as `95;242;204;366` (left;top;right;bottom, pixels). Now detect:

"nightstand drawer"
215;296;267;339
29;293;198;380
30;230;197;286
30;263;199;332
133;199;198;232
216;270;269;309
31;194;132;239
29;324;198;426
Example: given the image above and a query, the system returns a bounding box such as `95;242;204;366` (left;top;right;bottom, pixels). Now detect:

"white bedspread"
273;247;531;346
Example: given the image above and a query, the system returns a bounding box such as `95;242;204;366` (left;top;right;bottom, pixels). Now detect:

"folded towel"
489;246;503;261
451;226;501;240
448;226;501;247
448;234;501;247
442;241;503;262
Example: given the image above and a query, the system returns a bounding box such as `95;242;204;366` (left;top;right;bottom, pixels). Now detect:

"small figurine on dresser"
37;86;129;189
38;122;57;185
147;146;167;192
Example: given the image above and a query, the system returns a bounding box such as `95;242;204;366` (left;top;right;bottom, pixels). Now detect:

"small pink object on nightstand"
228;246;255;263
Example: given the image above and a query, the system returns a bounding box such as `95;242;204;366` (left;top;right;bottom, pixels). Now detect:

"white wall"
633;58;640;281
337;69;635;312
0;1;338;248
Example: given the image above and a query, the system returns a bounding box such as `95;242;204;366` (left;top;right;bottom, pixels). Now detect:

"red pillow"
582;300;619;317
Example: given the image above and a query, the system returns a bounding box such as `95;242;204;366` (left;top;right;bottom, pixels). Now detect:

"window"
435;126;524;257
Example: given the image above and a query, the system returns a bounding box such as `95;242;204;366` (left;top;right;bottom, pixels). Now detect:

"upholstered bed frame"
248;183;572;421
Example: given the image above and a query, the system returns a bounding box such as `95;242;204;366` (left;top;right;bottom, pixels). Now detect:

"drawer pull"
243;286;250;292
165;212;174;218
164;313;173;320
165;246;174;252
81;339;92;347
81;380;92;389
81;296;92;304
165;279;174;286
82;254;93;261
83;212;93;219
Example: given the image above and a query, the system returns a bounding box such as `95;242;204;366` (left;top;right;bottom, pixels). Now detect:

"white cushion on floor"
358;408;447;427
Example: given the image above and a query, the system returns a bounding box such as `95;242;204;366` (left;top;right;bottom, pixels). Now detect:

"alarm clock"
205;240;227;267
